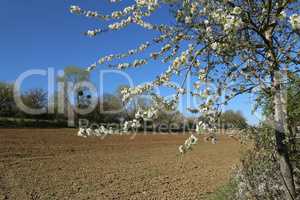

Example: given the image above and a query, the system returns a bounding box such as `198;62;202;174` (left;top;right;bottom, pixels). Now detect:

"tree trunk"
75;91;80;127
273;72;296;199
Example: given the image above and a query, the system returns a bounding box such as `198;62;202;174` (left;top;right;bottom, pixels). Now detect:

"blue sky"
0;0;261;124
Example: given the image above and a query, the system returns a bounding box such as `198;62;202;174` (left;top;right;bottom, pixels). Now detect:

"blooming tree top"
70;0;300;151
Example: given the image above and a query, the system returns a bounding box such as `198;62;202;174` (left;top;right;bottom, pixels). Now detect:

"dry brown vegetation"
0;129;242;200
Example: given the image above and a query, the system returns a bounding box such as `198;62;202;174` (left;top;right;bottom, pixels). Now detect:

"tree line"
0;66;248;130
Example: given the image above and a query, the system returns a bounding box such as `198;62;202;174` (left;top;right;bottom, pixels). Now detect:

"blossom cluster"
70;1;160;36
210;7;244;34
70;4;137;21
85;29;102;37
123;119;141;132
175;1;200;24
135;107;158;121
196;119;215;133
135;0;159;11
77;127;118;137
108;16;133;30
178;134;198;154
97;42;150;66
115;59;147;69
120;82;157;102
290;14;300;31
195;121;204;133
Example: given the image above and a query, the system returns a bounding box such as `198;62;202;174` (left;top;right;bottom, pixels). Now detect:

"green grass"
208;182;237;200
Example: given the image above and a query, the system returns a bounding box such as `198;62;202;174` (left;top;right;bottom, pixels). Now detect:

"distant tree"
21;88;47;119
101;93;124;123
22;89;47;109
47;91;68;121
57;66;90;124
0;82;17;117
220;110;248;129
155;110;184;132
58;66;90;85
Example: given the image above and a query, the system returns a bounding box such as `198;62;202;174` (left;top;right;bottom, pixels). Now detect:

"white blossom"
290;14;300;31
179;134;198;153
179;145;184;153
279;11;286;19
77;128;87;138
211;42;218;50
86;63;97;72
135;0;158;10
108;16;132;30
86;30;97;37
232;7;242;15
190;2;198;15
185;16;192;24
212;137;217;144
70;5;81;14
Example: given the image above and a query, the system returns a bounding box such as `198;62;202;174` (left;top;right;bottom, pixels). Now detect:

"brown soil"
0;129;242;200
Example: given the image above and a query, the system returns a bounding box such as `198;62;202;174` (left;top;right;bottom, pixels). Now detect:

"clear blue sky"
0;0;261;124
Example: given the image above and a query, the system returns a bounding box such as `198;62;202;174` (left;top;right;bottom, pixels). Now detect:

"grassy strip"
208;182;237;200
